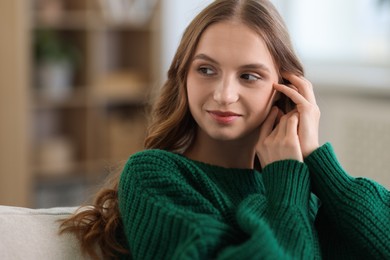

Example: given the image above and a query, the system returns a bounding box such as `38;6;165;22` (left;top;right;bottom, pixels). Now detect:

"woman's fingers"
275;73;321;158
286;112;299;139
258;73;320;167
273;83;308;107
281;72;317;104
257;108;303;167
275;109;296;138
259;106;279;141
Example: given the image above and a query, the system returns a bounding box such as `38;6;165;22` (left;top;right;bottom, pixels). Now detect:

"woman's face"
186;21;279;142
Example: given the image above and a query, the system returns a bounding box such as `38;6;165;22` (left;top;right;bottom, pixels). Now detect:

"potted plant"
34;29;81;100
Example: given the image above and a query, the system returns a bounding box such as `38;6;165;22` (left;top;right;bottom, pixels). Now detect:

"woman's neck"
184;129;258;169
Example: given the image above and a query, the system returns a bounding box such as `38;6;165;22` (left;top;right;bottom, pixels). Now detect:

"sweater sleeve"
219;160;320;259
305;143;390;259
118;151;319;259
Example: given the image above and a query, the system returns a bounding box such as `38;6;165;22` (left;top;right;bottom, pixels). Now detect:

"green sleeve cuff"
304;142;354;199
262;160;310;208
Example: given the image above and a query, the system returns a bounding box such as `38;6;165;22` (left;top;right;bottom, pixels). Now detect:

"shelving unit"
29;0;159;207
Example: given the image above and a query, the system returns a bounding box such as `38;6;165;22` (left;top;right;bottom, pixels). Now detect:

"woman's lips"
207;110;241;124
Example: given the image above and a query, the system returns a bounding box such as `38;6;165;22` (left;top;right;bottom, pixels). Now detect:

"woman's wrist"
302;143;320;159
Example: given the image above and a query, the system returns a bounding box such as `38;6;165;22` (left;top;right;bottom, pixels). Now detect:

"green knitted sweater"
118;143;390;259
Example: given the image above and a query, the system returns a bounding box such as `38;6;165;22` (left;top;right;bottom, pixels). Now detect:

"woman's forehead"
193;21;278;75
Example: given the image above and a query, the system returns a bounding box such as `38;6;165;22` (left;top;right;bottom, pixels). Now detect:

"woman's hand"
257;106;303;168
274;73;321;158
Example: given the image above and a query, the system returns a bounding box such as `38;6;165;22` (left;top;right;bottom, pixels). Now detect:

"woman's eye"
241;73;260;81
198;67;215;76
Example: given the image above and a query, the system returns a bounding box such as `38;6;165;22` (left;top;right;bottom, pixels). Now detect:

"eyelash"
197;66;262;83
197;67;215;76
240;73;261;82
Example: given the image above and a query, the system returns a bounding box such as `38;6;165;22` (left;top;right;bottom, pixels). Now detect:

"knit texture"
118;143;390;259
305;143;390;259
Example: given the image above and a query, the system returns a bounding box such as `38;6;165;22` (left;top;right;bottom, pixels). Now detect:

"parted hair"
59;0;304;258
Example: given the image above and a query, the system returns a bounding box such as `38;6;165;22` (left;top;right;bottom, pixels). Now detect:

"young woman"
61;0;390;259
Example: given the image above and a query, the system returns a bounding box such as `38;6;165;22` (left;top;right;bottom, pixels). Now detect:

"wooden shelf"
32;87;87;109
33;158;124;184
0;0;159;207
34;160;88;178
86;11;153;31
30;0;157;205
33;11;88;30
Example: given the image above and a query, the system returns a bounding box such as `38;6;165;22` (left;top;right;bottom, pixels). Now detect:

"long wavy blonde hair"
60;0;304;258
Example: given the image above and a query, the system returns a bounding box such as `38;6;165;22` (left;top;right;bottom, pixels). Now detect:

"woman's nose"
213;76;239;105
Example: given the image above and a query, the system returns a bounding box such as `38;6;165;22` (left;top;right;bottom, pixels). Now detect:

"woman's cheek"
249;90;274;123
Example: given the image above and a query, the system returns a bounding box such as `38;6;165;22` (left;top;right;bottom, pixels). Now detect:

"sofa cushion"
0;205;95;260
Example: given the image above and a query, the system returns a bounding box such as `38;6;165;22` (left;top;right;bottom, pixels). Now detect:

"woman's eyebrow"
193;53;219;65
240;63;271;73
193;53;271;73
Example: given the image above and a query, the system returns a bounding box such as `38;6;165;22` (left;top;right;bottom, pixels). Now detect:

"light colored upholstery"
0;205;97;260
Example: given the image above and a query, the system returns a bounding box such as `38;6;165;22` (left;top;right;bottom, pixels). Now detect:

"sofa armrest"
0;205;95;260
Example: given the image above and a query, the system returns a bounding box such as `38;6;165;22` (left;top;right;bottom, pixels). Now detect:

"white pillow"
0;205;97;260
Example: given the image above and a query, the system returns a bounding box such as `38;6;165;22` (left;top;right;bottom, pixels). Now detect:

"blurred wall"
285;0;390;188
159;0;213;82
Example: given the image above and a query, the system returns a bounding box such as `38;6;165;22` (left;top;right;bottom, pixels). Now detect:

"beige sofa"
0;205;98;259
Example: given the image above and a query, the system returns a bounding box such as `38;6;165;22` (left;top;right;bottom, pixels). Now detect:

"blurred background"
0;0;389;208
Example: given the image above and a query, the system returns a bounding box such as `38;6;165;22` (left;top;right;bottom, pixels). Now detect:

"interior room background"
1;0;389;208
